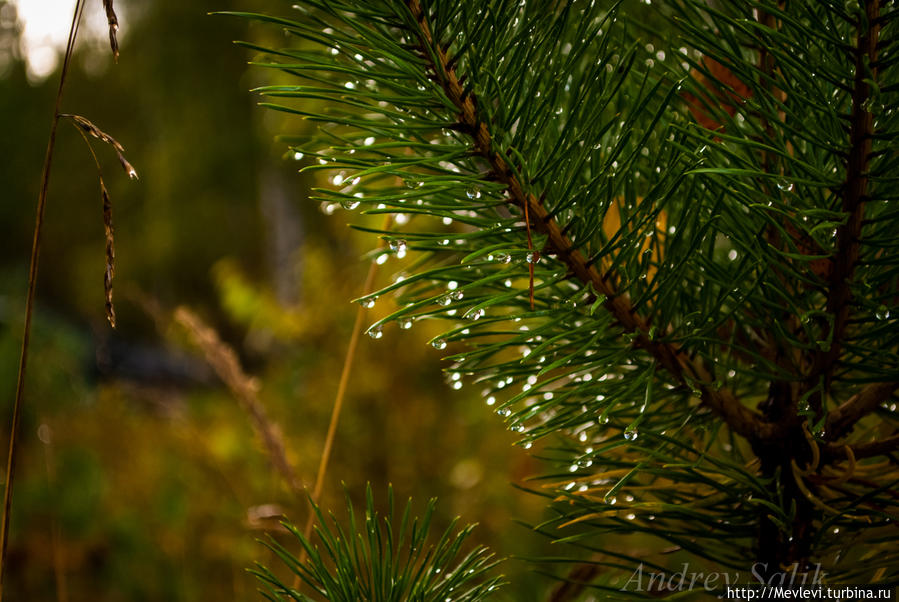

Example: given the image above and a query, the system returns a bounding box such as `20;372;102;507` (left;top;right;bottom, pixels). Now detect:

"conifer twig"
0;3;85;597
825;432;899;462
825;381;899;442
404;0;776;443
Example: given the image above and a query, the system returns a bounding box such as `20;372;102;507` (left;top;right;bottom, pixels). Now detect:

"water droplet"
623;427;638;441
466;308;485;320
431;338;447;350
776;178;794;192
399;317;414;330
875;305;890;320
437;295;452;306
367;325;383;339
341;199;360;210
728;249;738;261
360;296;377;308
526;252;539;264
293;151;304;161
451;290;464;301
465;187;481;199
363;136;376;146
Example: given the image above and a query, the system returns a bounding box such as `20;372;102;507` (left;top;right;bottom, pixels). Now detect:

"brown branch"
825;381;899;442
824;432;899;462
404;0;776;442
811;0;880;391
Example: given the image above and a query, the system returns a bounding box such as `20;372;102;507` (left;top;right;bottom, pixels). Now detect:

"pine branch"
811;0;881;392
404;0;776;442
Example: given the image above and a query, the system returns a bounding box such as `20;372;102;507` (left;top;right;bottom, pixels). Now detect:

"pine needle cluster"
228;0;898;597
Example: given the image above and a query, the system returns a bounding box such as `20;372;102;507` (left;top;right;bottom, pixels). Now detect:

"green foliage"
253;486;503;601
232;0;899;597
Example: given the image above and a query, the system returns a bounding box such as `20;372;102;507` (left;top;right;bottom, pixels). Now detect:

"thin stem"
0;2;85;597
174;307;304;498
306;257;379;509
294;217;390;585
811;0;880;392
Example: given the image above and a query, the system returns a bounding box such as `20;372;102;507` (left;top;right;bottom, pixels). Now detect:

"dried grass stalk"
66;114;138;327
100;180;116;327
174;307;304;498
64;115;138;178
102;0;119;60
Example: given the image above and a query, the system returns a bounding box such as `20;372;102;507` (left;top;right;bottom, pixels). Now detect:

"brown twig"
0;2;85;597
404;0;775;443
811;0;880;393
174;307;304;498
824;432;899;462
825;381;899;442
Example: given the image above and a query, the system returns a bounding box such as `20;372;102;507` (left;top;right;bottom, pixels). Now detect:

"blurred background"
0;1;554;599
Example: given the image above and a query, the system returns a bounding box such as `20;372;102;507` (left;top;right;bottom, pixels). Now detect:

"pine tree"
227;0;899;598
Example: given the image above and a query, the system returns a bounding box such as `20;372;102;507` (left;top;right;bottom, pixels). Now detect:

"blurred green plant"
254;485;503;601
231;0;899;598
